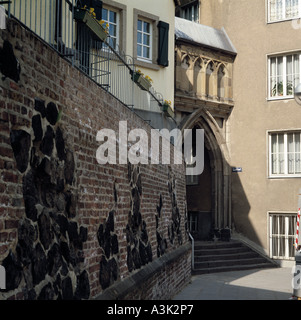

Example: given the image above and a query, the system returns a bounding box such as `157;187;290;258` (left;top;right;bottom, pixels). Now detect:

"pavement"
173;267;295;300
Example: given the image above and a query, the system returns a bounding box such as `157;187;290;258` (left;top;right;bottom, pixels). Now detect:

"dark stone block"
38;283;54;300
32;114;43;142
146;243;152;262
55;127;66;161
24;195;38;222
10;129;31;173
79;226;88;243
56;214;68;237
38;209;52;250
107;210;115;233
23;169;39;199
46;102;58;126
132;187;140;216
40;125;54;156
74;270;90;300
99;256;110;290
32;243;47;286
64;191;76;218
67;221;79;243
61;276;73;300
26;289;37;300
30;147;41;169
97;224;104;248
141;221;148;244
139;241;148;266
109;258;118;281
16;218;37;265
59;241;70;264
37;157;52;179
34;98;46;117
132;247;141;269
0;40;21;83
104;236;111;259
136;174;142;195
111;234;118;255
2;251;22;291
64;149;74;185
53;274;62;296
47;243;62;277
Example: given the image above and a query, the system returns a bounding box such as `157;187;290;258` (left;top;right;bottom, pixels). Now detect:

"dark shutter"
78;0;102;20
157;21;169;67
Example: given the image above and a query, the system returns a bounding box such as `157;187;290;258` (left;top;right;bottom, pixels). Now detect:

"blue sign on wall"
232;167;242;173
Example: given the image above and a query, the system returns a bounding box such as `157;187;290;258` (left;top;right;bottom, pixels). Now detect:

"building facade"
177;0;301;263
174;16;236;241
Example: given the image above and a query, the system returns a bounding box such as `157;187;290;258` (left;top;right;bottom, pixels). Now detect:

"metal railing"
2;0;164;114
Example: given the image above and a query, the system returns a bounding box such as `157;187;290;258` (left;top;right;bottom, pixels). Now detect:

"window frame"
269;211;298;260
102;6;120;50
268;52;301;100
101;0;126;52
268;130;301;178
267;0;301;23
137;18;152;62
133;9;160;71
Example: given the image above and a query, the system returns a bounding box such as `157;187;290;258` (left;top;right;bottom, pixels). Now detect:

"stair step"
195;251;259;262
194;257;268;269
195;246;252;256
192;262;277;275
194;241;243;250
192;240;278;275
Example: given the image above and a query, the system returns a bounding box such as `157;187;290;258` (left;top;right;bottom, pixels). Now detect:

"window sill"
268;175;301;179
267;96;294;102
134;58;160;71
267;16;301;24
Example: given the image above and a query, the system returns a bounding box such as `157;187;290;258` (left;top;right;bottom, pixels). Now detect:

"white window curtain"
270;0;284;21
269;0;299;21
270;132;301;176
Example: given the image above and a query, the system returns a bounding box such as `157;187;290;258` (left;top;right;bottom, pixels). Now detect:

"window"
268;53;300;99
137;18;152;62
177;2;199;23
268;0;300;22
134;10;164;69
269;131;301;176
269;213;297;260
102;7;119;50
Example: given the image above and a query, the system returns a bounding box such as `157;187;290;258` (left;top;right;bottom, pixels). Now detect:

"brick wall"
0;19;191;300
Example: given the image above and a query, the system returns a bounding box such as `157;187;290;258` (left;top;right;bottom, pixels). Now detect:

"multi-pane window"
102;7;119;50
269;53;300;99
137;19;152;61
268;0;300;22
269;132;301;176
269;213;297;260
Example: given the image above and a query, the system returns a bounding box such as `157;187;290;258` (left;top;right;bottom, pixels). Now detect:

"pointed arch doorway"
182;109;232;241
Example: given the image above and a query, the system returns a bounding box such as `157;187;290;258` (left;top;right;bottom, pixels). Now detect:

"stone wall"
0;19;191;299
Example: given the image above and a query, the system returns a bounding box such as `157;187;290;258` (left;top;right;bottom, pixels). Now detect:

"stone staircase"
192;240;278;275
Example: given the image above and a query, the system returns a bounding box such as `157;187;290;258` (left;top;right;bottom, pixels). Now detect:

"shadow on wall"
231;171;262;247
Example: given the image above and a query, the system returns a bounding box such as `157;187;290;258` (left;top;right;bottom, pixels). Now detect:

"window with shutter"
157;21;169;67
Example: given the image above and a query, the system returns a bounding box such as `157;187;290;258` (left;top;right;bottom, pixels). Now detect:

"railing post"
188;232;194;270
